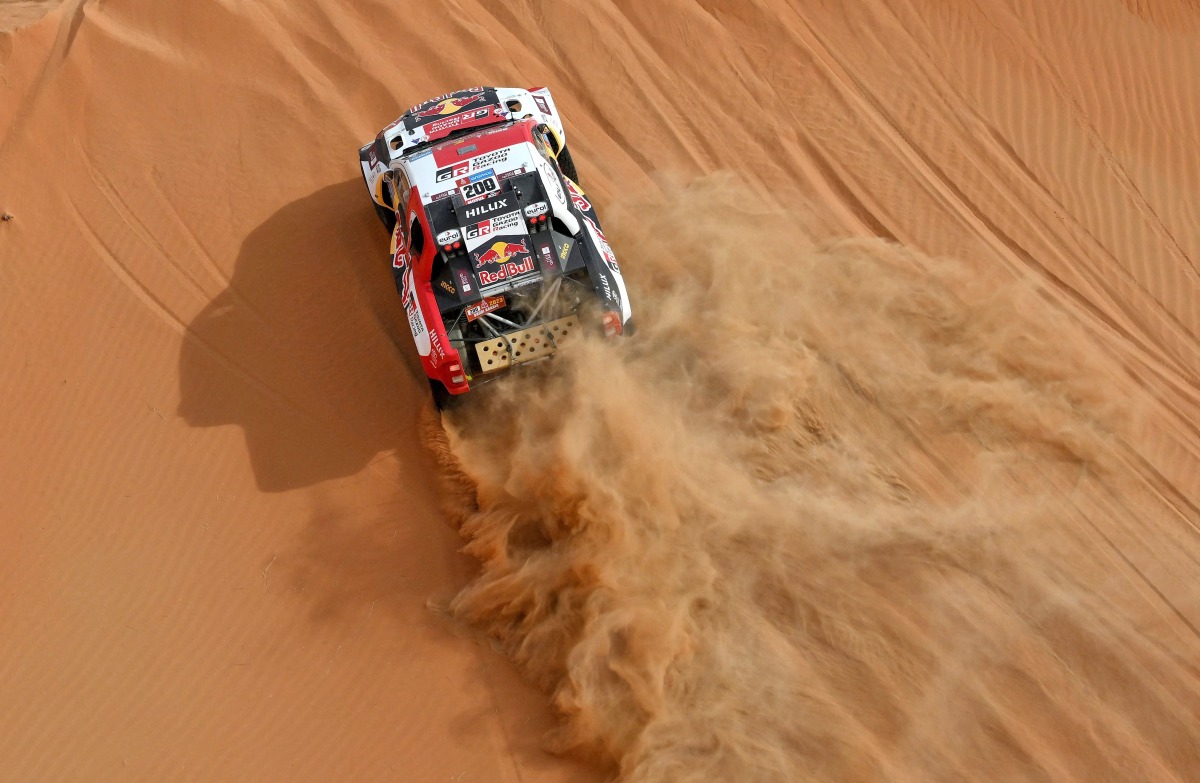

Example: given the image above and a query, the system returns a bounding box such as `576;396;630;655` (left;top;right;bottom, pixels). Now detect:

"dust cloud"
428;177;1200;782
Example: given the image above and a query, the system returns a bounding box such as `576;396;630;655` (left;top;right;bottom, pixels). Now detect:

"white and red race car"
359;86;633;406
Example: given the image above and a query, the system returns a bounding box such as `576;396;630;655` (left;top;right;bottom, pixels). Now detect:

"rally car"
358;86;632;406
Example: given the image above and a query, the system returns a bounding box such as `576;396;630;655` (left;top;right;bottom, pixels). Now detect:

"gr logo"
463;220;492;241
435;162;469;182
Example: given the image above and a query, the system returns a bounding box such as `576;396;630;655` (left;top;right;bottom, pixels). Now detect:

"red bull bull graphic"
416;96;479;118
407;87;485;115
471;238;536;288
474;239;529;269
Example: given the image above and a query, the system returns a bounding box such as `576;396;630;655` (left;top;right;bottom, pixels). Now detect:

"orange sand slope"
2;1;1199;781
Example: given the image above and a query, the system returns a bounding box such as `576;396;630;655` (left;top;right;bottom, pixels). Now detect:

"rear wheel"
428;379;452;411
557;146;580;184
374;181;397;231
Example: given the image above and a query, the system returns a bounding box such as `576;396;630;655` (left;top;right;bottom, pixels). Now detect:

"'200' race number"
460;175;498;201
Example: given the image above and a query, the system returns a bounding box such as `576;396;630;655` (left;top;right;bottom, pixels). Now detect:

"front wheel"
375;203;396;233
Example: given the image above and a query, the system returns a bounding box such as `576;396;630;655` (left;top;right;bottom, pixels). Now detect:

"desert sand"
2;1;1199;781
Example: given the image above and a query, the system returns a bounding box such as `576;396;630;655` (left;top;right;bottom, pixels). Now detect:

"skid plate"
474;315;580;373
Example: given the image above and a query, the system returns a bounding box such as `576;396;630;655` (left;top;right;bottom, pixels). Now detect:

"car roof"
401;120;538;207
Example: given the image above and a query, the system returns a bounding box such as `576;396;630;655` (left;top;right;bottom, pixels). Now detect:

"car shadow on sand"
177;179;426;492
175;177;607;780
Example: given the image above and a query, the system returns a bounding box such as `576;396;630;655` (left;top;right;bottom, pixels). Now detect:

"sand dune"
2;1;1199;780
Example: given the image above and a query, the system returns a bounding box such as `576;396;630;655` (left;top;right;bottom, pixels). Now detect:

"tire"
428;379;452;411
375;202;396;233
557;145;580;185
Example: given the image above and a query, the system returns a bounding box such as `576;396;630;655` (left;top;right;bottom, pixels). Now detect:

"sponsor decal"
581;215;629;321
391;222;407;269
393;208;420;269
558;238;573;262
464;211;524;248
427;107;492;135
455;267;473;293
400;266;431;356
536;158;567;207
473;123;516;140
458;170;499;203
466;295;507;321
470;234;538;290
438;280;456;295
415;96;479;118
409;87;485;115
532;94;551;115
430;338;446;367
469;148;510;171
435;228;461;246
594;266;613;302
538;241;557;270
463;222;490;242
567;180;592;213
456;168;495;187
462;195;511;222
479;257;536;287
524;201;548;218
584;215;618;268
435;162;470;182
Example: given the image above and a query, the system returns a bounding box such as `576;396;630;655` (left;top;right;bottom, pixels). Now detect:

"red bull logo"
474;240;529;269
478;257;536;287
416;97;478;118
